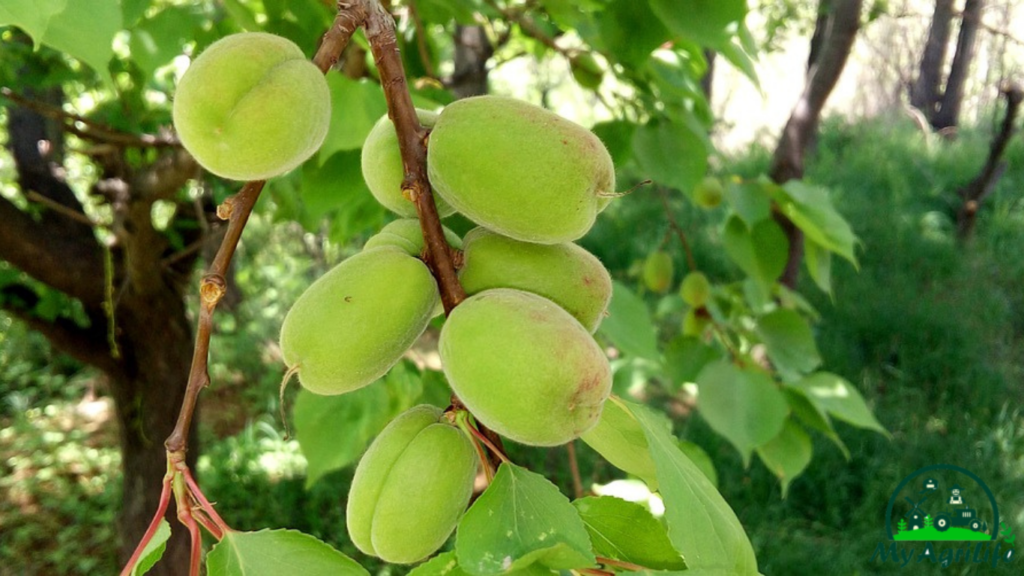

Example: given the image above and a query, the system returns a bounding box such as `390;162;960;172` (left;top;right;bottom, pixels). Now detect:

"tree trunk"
2;90;199;574
450;25;492;98
933;0;984;130
910;0;955;120
771;0;863;287
956;83;1022;239
112;291;196;576
700;49;716;101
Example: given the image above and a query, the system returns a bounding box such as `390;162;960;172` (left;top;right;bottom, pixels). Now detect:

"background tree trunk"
450;25;493;98
932;0;985;130
771;0;864;287
910;0;955;120
1;89;200;575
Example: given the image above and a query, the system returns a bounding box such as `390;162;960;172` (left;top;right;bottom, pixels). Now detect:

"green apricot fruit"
439;289;612;446
347;405;477;564
362;111;456;218
427;96;615;244
364;218;463;257
679;271;711;308
280;248;439;395
458;227;611;332
570;53;603;89
693;176;724;209
172;32;330;181
642;251;674;293
682;308;711;338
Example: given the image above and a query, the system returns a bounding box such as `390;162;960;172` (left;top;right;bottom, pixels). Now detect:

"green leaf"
573;496;686;570
790;372;888;436
650;0;747;48
626;403;759;574
598;281;660;362
38;0;121;78
695;361;788;465
129;7;200;78
456;463;596;575
755;309;822;378
122;0;151;27
775;181;859;265
722;217;788;286
319;74;389;161
783;388;848;458
293;362;422;487
206;529;367;576
596;0;671;67
591;120;637;167
677;440;718;488
755;420;812;497
663;335;719;388
581;396;659;489
804;239;832;294
724;180;771;227
131;519;170;576
410;552;555;576
633;117;708;194
0;0;65;47
717;36;760;89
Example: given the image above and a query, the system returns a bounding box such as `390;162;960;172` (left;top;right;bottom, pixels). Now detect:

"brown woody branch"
0;285;121;375
164;7;367;454
956;83;1022;239
363;0;466;312
0;87;181;148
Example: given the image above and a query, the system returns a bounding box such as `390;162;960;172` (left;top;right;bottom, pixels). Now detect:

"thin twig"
566;441;584;499
1;87;180;148
406;0;438;79
164;181;265;453
657;188;697;271
24;191;98;226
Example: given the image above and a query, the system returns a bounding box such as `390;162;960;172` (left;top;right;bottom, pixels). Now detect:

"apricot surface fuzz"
346;405;477;564
458;227;611;332
439;289;612;446
279;248;438;395
172;32;330;181
427;96;615;243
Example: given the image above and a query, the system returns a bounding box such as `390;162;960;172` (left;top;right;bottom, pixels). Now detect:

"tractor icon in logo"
887;464;998;542
933;484;984;533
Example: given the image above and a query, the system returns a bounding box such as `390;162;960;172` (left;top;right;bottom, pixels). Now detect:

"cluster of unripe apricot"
172;33;617;564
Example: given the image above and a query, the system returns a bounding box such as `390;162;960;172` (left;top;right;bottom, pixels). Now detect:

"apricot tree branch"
657;188;698;272
1;87;181;148
164;6;366;455
363;0;467;313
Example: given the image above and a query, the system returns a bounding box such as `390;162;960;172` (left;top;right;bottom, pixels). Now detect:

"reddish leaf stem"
182;466;232;535
118;472;173;576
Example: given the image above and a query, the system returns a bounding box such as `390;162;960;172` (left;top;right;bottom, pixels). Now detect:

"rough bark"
771;0;863;288
956;84;1022;239
700;49;716;101
910;0;955;119
1;93;199;575
933;0;984;130
450;25;493;98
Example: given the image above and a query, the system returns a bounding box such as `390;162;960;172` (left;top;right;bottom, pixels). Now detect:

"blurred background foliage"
1;0;1023;574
